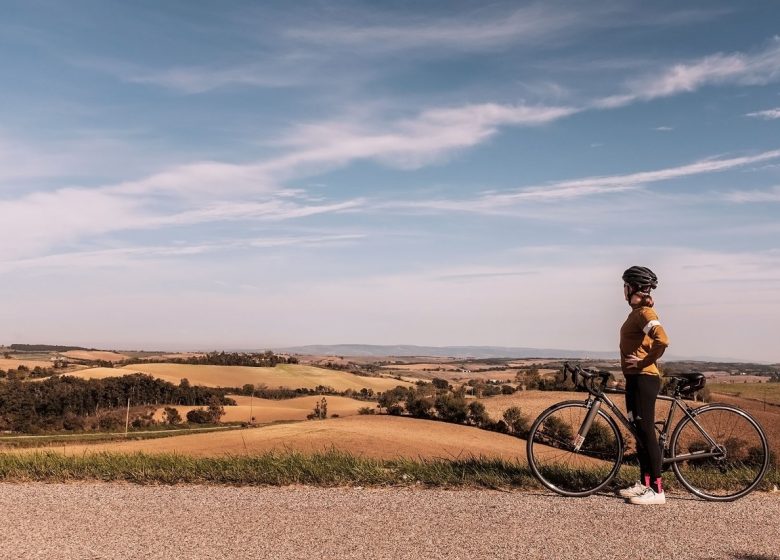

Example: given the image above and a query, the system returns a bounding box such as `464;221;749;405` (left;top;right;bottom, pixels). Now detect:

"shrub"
62;412;86;431
207;396;225;423
467;401;491;427
98;414;123;431
357;407;376;415
405;394;434;419
163;407;182;425
434;393;468;424
502;406;530;437
501;385;516;395
186;409;212;424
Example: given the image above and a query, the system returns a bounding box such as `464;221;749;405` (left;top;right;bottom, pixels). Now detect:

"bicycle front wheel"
670;404;770;501
527;401;623;497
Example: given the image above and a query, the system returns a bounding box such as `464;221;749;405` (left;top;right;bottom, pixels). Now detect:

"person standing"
617;266;670;505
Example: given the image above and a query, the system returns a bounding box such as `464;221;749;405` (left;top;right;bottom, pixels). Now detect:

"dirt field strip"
0;484;777;560
64;363;414;392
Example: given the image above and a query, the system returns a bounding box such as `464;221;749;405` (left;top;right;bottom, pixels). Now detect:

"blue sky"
1;1;779;361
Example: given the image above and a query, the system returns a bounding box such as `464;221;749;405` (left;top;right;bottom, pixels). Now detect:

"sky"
1;0;779;362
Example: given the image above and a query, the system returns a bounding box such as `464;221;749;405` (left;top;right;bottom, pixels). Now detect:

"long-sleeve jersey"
620;306;670;376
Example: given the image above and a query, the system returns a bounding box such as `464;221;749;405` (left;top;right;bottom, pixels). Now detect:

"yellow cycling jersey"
620;306;670;376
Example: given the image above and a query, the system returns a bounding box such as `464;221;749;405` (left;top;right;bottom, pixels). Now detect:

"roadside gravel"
0;483;777;560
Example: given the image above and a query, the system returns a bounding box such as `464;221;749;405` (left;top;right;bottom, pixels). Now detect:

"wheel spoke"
528;402;622;497
671;406;769;501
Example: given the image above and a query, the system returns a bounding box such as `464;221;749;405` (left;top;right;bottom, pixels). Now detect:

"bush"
406;394;434;419
98;414;123;431
163;407;182;425
186;409;212;424
207;396;225;423
467;401;491;427
434;393;468;424
501;385;516;395
62;412;86;431
502;406;530;437
357;407;376;415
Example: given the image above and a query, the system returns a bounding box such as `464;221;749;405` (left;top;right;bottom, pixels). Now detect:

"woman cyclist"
618;266;670;505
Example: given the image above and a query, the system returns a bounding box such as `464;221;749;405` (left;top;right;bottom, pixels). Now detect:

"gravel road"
0;484;777;560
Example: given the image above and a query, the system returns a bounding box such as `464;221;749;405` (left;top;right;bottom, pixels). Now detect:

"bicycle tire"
669;404;770;501
527;400;624;497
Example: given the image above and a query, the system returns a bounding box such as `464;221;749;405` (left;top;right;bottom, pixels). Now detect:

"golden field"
10;415;604;465
153;395;373;423
0;358;54;370
65;363;414;391
62;350;129;362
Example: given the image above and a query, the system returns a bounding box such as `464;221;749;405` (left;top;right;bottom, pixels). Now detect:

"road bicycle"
526;362;770;501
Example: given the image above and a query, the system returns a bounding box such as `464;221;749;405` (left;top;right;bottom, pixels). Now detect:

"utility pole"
125;386;134;437
249;385;255;425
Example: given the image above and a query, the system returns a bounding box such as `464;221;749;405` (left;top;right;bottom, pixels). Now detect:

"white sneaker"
618;481;646;499
629;487;666;505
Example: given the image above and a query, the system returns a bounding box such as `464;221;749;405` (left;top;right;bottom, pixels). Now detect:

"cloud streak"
594;37;780;108
393;148;780;212
746;108;780;120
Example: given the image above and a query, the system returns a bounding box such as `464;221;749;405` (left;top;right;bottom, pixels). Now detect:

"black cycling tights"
625;374;662;491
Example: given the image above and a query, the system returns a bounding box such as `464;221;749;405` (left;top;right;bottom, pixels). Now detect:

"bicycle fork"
573;399;602;451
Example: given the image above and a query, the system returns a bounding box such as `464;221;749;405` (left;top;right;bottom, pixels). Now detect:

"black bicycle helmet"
622;266;658;293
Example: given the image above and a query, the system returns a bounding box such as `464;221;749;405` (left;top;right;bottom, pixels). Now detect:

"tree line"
119;350;299;368
0;374;234;433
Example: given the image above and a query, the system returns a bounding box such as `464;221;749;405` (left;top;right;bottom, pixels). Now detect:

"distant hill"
276;344;618;360
9;343;92;352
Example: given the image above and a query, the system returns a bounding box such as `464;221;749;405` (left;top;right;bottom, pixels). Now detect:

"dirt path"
0;484;777;560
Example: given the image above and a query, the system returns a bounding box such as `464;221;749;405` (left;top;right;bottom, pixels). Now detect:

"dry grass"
9;416;534;461
0;358;53;370
61;350;129;362
153;395;373;423
64;363;414;391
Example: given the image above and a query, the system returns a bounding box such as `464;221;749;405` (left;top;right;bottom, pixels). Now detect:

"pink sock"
654;478;663;493
644;474;651;487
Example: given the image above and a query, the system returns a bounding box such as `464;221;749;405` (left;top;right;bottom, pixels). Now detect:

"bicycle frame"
581;388;726;465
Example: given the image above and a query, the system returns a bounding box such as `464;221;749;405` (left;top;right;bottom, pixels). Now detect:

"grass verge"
0;449;777;491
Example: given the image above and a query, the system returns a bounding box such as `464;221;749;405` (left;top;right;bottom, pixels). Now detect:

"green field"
709;382;780;405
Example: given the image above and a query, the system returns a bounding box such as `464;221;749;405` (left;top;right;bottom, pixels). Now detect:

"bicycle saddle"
664;372;706;395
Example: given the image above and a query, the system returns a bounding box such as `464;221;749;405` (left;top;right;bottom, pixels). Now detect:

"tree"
431;378;450;392
434;392;468;424
308;397;328;420
163;407;182;425
467;401;491;427
405;394;434;418
207;396;225;423
502;406;530;437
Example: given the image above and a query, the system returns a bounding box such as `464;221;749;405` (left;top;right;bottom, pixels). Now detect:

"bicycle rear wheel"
527;400;623;497
670;404;770;501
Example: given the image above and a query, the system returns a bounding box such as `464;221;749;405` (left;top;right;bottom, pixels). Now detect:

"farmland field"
0;358;54;370
10;415;538;461
710;382;780;405
153;395;372;423
61;350;129;362
64;363;413;391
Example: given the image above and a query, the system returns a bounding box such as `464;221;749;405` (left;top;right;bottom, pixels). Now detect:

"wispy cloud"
723;185;780;203
0;233;367;273
0;100;573;258
286;3;597;52
746;107;780;120
594;37;780;108
392;148;780;212
654;126;674;131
